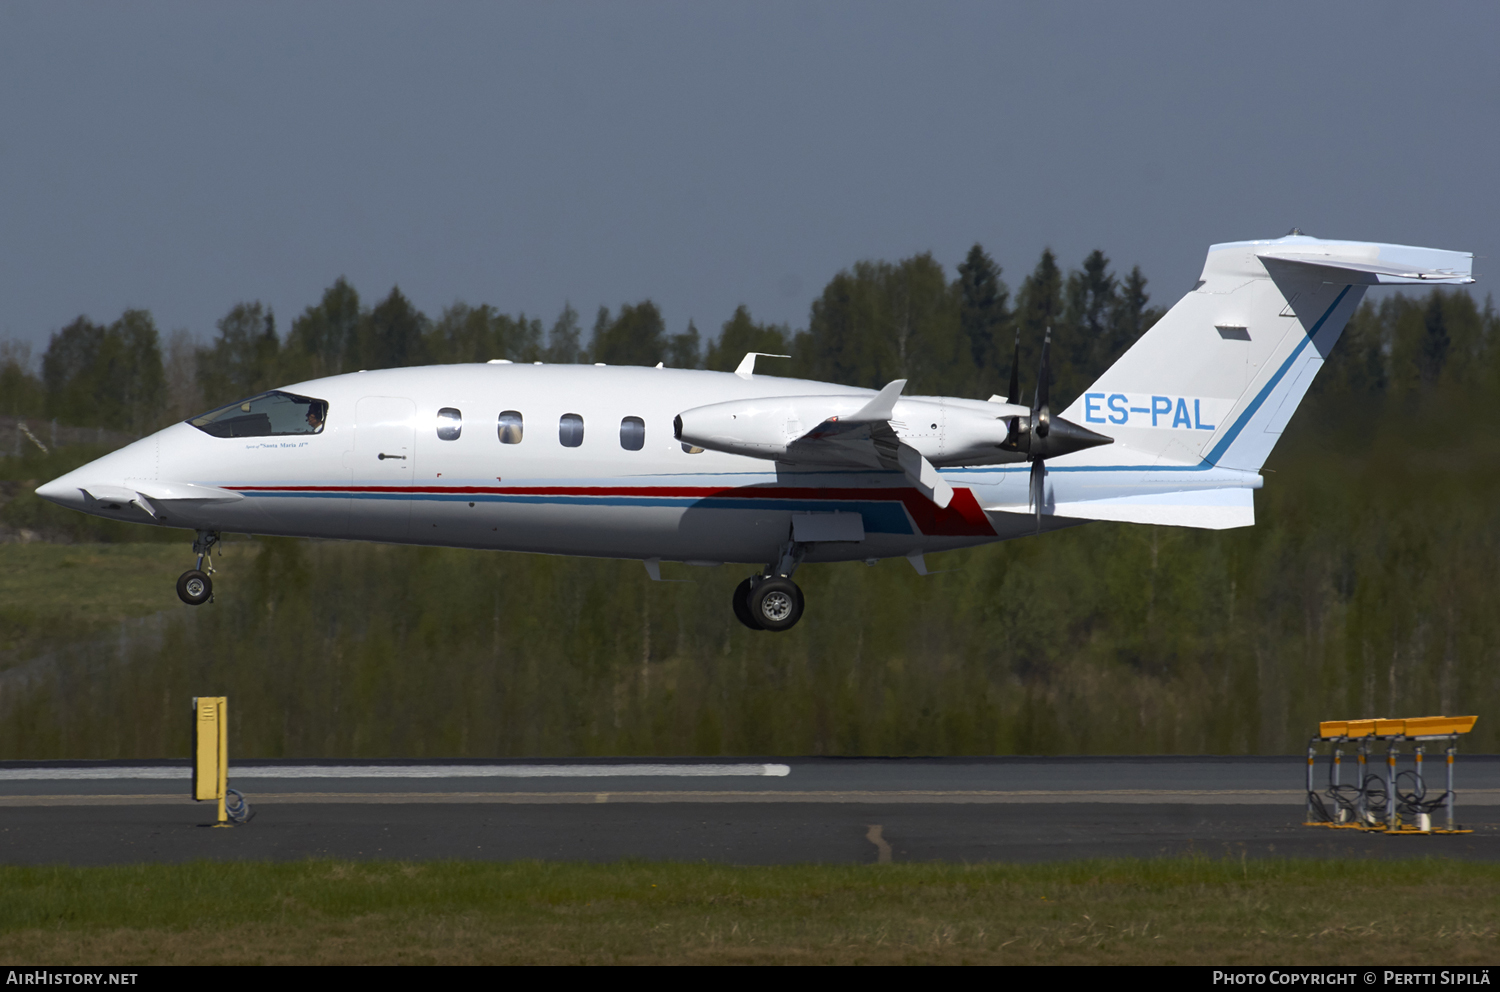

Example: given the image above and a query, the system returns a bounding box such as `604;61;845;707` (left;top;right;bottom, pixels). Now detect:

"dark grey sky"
2;1;1496;355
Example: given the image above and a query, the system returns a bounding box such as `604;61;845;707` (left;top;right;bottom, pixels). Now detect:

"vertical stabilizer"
1060;235;1472;472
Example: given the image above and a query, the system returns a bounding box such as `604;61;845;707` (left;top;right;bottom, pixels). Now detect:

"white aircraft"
36;234;1473;631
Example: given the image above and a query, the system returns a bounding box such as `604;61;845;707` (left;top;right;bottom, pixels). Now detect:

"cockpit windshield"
189;391;329;438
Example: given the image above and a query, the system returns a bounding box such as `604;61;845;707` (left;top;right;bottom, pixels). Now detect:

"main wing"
782;380;954;507
675;379;970;507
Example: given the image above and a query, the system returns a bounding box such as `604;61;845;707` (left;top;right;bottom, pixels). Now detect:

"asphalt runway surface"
3;757;1498;866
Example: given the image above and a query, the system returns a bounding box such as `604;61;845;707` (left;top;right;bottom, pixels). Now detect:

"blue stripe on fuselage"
240;488;916;534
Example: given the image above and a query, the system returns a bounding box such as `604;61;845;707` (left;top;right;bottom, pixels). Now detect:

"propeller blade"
1029;458;1045;532
1034;328;1051;439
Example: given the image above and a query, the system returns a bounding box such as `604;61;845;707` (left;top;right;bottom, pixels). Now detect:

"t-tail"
1047;233;1473;529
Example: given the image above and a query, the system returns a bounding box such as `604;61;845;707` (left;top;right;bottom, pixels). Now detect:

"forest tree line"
0;245;1164;436
2;245;1499;757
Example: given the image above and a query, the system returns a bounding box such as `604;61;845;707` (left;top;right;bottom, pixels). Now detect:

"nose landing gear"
177;530;220;606
733;540;806;632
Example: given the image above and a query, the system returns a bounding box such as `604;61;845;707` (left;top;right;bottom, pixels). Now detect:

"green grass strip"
0;858;1495;964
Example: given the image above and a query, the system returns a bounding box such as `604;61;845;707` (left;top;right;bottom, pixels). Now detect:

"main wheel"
176;569;212;606
732;577;763;630
750;577;804;632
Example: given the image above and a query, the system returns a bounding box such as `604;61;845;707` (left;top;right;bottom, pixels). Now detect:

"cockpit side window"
189;391;328;438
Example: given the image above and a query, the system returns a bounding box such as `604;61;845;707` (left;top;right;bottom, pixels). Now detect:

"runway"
2;757;1497;865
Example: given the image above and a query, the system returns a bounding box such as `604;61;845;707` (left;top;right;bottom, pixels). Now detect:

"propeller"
1028;330;1052;531
999;326;1114;532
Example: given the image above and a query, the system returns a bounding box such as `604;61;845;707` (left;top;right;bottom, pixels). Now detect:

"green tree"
1314;300;1387;404
1063;250;1119;393
1110;265;1159;361
797;254;966;394
42;317;108;425
357;288;428;370
197;303;279;407
1009;250;1064;403
110;309;167;433
546;303;584;364
705;306;789;373
0;342;44;417
591;301;667;367
956;244;1011;396
287;277;362;379
429;304;542;365
667;319;703;369
1418;293;1450;386
43;310;166;431
586;306;611;363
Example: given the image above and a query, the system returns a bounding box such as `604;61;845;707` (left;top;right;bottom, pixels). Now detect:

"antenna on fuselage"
734;352;792;378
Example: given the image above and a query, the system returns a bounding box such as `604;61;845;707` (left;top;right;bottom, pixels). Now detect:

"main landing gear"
733;540;806;633
176;530;220;606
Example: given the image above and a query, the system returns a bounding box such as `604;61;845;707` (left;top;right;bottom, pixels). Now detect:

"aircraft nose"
35;474;85;508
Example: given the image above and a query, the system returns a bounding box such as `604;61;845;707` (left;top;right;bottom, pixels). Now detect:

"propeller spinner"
1000;327;1113;530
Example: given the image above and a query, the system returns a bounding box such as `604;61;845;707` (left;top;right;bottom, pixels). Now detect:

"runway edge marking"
12;788;1499;807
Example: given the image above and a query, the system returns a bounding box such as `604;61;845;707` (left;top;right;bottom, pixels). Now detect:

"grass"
0;858;1496;965
0;543;209;659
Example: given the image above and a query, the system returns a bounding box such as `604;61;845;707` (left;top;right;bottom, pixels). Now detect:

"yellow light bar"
1317;715;1476;739
1404;715;1478;736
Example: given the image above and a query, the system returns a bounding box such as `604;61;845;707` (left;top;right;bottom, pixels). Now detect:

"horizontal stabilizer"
1259;245;1474;285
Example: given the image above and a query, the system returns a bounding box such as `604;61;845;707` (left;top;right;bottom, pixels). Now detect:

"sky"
1;1;1496;356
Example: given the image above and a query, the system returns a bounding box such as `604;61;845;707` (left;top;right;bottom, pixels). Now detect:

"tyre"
732;576;763;630
176;569;213;606
750;576;804;632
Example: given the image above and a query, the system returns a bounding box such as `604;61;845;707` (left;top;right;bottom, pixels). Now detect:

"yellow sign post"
192;696;230;826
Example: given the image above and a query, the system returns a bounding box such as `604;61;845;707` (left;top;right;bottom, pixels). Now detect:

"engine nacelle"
674;394;877;460
674;393;1103;466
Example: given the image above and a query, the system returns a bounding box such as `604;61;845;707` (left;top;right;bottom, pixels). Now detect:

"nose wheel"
177;530;220;606
176;569;213;606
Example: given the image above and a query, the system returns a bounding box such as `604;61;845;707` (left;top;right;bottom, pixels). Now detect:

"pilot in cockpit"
306;405;325;432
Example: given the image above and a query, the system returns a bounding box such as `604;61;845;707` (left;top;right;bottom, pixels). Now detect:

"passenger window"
559;413;584;448
620;416;645;451
189;391;328;438
682;443;704;454
436;408;462;441
497;410;524;444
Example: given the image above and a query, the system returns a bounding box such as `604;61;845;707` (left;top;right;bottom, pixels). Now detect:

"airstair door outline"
352;396;416;540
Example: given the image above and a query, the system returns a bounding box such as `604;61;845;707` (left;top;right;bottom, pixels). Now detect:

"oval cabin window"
559;413;584;448
436;407;462;441
497;411;524;444
620;416;645;451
